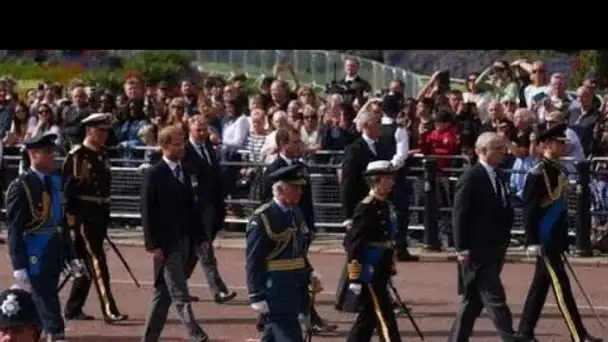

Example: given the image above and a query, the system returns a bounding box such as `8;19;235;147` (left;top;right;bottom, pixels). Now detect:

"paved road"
0;245;606;341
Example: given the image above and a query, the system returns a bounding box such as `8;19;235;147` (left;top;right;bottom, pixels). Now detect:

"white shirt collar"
362;133;376;146
344;75;358;82
279;153;292;165
163;156;180;171
479;159;495;178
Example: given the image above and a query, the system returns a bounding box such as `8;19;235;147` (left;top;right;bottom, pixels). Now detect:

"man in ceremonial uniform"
0;286;43;342
62;113;128;324
246;164;317;342
258;127;336;334
6;134;82;342
342;160;401;342
517;124;602;342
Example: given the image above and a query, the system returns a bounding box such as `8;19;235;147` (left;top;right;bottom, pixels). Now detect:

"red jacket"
419;127;460;169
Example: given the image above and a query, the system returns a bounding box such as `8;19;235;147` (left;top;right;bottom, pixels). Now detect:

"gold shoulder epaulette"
68;144;82;155
361;195;374;204
253;201;272;215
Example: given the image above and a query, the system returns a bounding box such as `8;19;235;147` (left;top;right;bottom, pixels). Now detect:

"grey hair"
475;131;501;155
272;181;288;198
513;108;535;123
356;110;375;132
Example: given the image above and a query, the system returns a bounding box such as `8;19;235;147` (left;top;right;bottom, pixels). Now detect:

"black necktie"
199;144;210;164
494;169;503;205
174;164;183;183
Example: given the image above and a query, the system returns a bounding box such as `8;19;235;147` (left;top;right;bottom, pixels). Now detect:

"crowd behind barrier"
0;149;601;249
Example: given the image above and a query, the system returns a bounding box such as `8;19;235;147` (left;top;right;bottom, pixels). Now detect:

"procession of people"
3;110;605;341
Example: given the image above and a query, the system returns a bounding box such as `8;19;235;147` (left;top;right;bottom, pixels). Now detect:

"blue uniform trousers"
30;268;64;337
262;312;303;342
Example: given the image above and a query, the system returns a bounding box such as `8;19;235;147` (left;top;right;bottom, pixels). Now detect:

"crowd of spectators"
1;55;607;245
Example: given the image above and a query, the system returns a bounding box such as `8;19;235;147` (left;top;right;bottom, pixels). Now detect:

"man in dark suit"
258;127;336;334
184;115;236;304
449;131;519;342
336;109;392;310
141;125;209;342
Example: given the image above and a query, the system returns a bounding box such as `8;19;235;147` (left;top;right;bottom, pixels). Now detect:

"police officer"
62;113;128;324
6;134;82;342
246;164;316;342
518;124;603;342
342;160;401;342
0;286;43;342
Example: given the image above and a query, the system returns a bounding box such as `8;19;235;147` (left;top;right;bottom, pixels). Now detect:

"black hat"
23;133;57;150
537;124;569;143
81;113;111;129
364;160;395;176
267;164;307;185
0;286;41;329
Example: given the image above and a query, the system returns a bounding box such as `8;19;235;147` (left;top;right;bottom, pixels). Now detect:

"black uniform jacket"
340;137;392;220
452;163;513;263
61;144;111;230
140;159;205;255
522;158;569;254
261;156;315;233
343;194;397;283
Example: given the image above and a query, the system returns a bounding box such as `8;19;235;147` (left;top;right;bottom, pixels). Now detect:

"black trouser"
518;252;588;340
335;261;348;310
347;279;401;342
392;170;410;255
449;257;518;342
64;219;121;318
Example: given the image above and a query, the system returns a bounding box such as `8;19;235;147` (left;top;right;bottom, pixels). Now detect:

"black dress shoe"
64;312;94;321
214;291;236;304
189;295;200;302
310;321;338;334
104;313;129;325
582;335;603;342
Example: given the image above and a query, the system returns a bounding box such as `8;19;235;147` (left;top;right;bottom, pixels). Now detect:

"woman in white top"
462;72;491;121
3;101;36;148
516;60;549;109
300;105;321;155
25;102;62;146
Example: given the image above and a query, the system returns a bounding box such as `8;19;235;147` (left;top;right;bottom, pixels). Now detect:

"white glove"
250;300;270;314
310;271;322;282
342;220;353;229
13;269;29;286
348;283;362;295
70;259;86;278
526;245;541;257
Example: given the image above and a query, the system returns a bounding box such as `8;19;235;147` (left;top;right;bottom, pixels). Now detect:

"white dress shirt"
479;159;506;205
381;116;409;169
222;115;250;148
361;133;377;155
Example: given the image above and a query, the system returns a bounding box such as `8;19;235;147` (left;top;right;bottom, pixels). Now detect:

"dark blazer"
141;158;205;254
452;163;513;262
260;157;315;233
340;137;392;220
184;140;226;239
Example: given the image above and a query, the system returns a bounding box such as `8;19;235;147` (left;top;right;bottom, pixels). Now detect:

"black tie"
199;144;210;164
174;164;183;183
494;169;503;205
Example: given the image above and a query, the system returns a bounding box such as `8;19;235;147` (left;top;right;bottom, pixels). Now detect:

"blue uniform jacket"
245;200;312;314
6;170;64;277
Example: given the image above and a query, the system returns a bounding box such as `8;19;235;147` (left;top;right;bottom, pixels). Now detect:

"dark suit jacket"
452;163;513;263
184;140;226;239
141;159;205;254
340;137;392;220
260;157;315;232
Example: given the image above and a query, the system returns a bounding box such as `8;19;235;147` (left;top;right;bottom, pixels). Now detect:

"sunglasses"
532;69;546;74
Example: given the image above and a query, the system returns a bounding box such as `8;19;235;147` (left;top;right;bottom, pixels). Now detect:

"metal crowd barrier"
0;151;600;253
